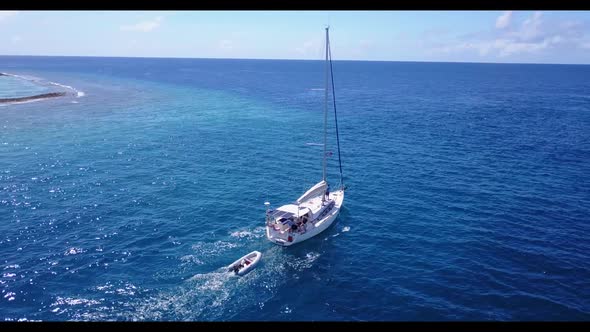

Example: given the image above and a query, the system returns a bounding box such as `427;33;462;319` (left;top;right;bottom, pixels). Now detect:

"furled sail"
295;180;327;204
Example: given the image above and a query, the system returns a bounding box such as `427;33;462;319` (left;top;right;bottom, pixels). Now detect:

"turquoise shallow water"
0;56;589;321
0;74;51;98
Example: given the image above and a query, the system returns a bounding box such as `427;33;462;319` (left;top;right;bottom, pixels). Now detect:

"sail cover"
296;180;327;204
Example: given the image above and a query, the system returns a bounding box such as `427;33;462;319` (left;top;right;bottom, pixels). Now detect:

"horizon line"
1;54;589;66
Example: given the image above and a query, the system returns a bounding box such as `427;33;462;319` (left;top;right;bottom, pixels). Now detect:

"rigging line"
323;27;329;184
328;36;344;188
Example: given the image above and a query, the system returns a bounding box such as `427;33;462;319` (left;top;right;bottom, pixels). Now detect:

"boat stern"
265;226;296;246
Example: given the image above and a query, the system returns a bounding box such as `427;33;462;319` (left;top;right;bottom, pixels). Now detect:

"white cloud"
519;11;543;41
11;35;21;43
0;10;18;22
495;11;512;29
120;17;162;32
497;39;550;57
219;39;233;51
295;38;321;57
433;38;553;58
430;11;590;59
359;40;374;49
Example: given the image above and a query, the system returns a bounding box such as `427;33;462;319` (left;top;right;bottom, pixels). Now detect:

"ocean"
0;56;589;321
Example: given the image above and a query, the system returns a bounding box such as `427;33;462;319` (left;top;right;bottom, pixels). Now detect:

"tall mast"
323;26;329;183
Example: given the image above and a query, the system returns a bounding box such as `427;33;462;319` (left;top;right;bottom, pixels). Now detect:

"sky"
1;10;590;64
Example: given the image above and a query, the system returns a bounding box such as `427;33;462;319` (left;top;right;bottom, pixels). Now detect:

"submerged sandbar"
0;92;67;104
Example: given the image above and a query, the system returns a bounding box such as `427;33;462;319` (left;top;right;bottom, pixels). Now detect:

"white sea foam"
64;247;85;256
48;81;74;90
109;247;288;320
180;254;204;265
48;81;85;98
131;270;235;320
229;227;265;239
286;251;321;271
230;230;252;238
2;73;37;80
4;264;20;269
50;296;101;307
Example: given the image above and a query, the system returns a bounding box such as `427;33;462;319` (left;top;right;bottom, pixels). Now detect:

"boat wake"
56;244;325;321
287;251;321;270
130;259;271;320
54;224;326;320
229;226;266;239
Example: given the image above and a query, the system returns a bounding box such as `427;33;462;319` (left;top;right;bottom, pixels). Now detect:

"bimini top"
269;204;312;221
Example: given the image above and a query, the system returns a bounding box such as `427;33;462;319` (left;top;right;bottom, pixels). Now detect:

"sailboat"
264;27;345;246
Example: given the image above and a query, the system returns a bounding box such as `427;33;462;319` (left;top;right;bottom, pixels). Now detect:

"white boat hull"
266;189;344;246
227;251;261;276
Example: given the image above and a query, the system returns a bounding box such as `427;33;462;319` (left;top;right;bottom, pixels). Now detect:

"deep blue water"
1;56;589;321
